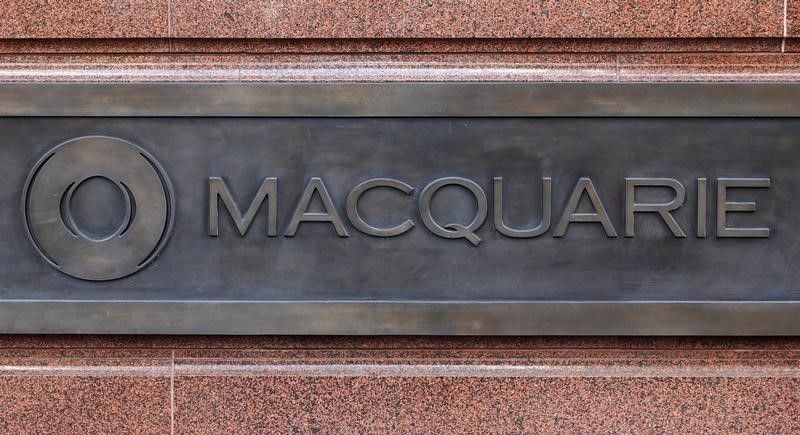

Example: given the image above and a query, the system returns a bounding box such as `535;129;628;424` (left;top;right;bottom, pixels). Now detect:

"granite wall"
1;0;800;433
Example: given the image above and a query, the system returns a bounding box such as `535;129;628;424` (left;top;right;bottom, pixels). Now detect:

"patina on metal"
0;83;800;117
0;83;798;335
23;136;174;281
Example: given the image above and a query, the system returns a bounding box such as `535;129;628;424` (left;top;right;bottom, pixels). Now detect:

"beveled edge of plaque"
0;301;797;335
0;82;799;117
3;82;800;335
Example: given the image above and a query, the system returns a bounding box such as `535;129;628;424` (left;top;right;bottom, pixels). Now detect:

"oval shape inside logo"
22;136;174;281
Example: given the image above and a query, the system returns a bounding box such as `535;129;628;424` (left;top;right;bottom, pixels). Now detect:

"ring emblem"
22;136;174;281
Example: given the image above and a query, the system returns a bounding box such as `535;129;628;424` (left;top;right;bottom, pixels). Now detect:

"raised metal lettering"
419;177;487;246
697;178;707;238
624;177;686;238
717;177;771;238
208;177;277;237
493;177;552;238
553;177;617;237
285;177;349;237
346;178;415;237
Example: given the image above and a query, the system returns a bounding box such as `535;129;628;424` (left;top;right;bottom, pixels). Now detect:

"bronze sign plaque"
1;83;800;334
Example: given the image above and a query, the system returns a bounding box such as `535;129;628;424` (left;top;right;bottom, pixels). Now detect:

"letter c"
346;178;415;237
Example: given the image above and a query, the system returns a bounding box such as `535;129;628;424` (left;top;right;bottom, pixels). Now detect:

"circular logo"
22;136;175;281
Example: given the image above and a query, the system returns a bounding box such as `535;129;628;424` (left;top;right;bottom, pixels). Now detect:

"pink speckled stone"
173;376;800;433
3;52;800;82
0;348;171;434
170;0;783;39
0;38;172;54
0;54;240;82
238;53;618;82
170;343;800;433
0;52;619;82
1;37;775;55
0;2;797;433
172;37;784;54
618;53;800;81
0;0;169;38
0;337;798;432
788;1;800;37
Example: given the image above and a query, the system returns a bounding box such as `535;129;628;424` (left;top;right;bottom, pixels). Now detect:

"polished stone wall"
1;0;800;433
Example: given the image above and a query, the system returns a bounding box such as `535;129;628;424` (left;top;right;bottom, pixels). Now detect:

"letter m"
208;177;277;236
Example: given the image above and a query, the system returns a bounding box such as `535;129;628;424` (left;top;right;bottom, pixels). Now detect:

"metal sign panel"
1;83;799;335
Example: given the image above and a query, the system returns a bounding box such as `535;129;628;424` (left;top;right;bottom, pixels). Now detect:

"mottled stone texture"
2;337;800;433
0;0;169;38
174;377;800;433
790;1;800;37
0;0;785;39
2;53;800;82
1;0;799;433
0;348;171;434
169;0;783;38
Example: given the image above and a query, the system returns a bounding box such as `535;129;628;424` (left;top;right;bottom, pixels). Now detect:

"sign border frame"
1;82;799;117
2;82;799;335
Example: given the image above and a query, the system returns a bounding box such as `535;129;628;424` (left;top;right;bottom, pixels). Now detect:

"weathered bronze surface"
23;136;174;280
0;83;798;334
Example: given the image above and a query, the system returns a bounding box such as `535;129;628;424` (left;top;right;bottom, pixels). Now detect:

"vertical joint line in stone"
783;0;788;52
170;349;175;434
